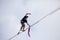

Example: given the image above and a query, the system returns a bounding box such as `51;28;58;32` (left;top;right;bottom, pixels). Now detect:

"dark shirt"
21;15;28;24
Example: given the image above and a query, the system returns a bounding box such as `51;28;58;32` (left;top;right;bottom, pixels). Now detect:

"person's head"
25;16;28;18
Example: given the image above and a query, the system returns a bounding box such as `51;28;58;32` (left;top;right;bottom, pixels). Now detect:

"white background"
0;0;60;40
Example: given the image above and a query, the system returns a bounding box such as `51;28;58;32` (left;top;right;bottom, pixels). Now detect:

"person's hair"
25;16;28;18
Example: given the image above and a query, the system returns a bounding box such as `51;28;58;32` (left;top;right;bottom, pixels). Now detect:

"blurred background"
0;0;60;40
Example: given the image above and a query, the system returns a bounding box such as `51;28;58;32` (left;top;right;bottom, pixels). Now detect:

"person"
20;13;31;32
17;13;31;34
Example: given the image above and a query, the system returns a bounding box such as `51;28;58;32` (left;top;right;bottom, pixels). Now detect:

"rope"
30;8;60;27
8;8;60;40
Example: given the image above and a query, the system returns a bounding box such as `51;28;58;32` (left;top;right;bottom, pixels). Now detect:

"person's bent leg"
22;26;25;32
20;26;23;31
22;24;25;32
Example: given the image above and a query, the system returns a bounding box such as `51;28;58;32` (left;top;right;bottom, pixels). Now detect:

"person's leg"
20;24;25;32
20;26;23;31
17;24;25;34
22;26;25;31
22;24;25;32
17;26;22;34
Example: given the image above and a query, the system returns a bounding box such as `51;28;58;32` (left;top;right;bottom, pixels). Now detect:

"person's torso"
21;16;28;23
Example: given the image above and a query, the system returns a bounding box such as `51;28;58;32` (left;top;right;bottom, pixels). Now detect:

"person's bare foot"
17;32;20;35
22;30;25;32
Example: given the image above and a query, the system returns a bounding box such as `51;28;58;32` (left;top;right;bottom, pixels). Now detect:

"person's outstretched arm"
25;13;31;16
26;22;30;26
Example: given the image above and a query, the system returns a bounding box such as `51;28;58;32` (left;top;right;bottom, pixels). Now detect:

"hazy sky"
0;0;60;40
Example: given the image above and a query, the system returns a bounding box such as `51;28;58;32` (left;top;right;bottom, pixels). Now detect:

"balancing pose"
18;13;31;34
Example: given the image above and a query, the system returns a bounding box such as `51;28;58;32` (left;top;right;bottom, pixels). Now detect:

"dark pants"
20;23;25;31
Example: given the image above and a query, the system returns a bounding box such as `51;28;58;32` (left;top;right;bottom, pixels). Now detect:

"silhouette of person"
18;13;31;34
